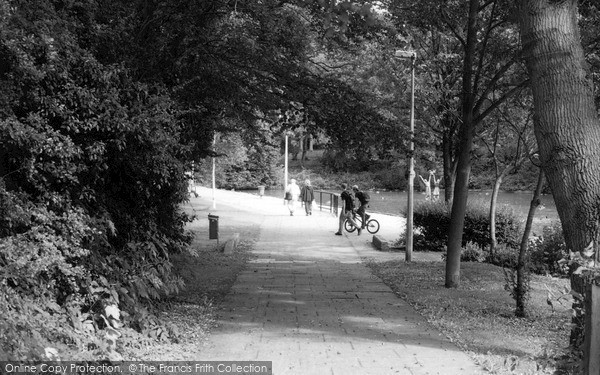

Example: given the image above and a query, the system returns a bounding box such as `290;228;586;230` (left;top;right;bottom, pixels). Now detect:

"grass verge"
364;258;573;374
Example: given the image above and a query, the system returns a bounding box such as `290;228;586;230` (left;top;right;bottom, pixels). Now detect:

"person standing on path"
352;185;371;229
284;179;301;216
335;183;361;235
300;179;315;216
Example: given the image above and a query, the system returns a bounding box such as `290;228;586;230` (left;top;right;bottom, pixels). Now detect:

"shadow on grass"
365;259;572;374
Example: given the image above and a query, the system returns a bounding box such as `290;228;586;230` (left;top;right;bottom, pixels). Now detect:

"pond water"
261;188;558;222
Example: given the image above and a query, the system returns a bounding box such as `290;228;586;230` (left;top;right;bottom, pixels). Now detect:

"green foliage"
557;240;600;354
441;241;485;262
528;223;568;276
461;241;485;262
319;150;407;190
413;200;451;252
372;164;407;190
413;199;522;252
486;244;518;269
0;1;192;359
198;123;280;190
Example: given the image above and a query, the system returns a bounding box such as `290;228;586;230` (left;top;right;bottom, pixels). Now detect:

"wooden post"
584;283;600;375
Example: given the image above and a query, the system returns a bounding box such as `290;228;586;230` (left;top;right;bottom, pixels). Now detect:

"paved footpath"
193;187;483;375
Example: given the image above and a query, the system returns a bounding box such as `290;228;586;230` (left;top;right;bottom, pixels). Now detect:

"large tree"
518;0;600;263
517;1;600;369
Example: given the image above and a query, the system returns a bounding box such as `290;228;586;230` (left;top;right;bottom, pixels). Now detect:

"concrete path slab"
192;187;483;374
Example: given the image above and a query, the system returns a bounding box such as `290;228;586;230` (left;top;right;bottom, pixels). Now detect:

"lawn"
364;258;575;374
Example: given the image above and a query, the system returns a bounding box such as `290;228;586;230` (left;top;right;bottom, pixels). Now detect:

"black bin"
208;214;219;240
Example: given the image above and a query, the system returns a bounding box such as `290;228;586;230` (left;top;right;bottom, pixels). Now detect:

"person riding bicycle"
352;185;371;229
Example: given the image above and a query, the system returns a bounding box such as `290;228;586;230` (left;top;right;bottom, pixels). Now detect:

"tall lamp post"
284;132;289;190
395;49;416;262
212;133;217;209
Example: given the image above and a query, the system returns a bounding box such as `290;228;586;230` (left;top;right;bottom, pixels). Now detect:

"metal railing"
315;190;339;216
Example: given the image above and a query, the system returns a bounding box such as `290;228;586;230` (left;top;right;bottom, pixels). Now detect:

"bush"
529;223;568;276
413;198;523;252
0;18;193;359
441;241;485;262
461;241;485;262
486;243;518;268
372;163;407;190
413;200;451;252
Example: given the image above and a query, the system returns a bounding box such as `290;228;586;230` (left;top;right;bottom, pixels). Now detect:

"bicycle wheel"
366;219;380;234
344;219;357;233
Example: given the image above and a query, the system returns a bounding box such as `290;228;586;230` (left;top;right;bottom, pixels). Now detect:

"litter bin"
208;214;219;240
258;185;265;197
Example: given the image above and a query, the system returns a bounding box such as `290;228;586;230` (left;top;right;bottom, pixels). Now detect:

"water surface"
261;188;558;222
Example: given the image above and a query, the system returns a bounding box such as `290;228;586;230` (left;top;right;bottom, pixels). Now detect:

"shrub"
441;241;485;262
413;200;451;252
464;199;522;250
461;241;485;262
0;21;193;359
486;243;518;268
529;222;568;276
372;165;406;190
413;198;523;252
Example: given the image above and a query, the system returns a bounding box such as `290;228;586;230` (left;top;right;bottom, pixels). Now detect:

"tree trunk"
515;168;545;317
445;0;479;288
442;127;457;203
518;0;600;263
489;165;515;258
489;175;503;259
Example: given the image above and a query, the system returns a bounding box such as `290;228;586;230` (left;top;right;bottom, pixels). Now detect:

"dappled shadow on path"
185;190;483;373
197;211;486;375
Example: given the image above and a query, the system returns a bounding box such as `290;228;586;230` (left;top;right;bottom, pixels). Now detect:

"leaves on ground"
126;224;258;360
364;259;572;374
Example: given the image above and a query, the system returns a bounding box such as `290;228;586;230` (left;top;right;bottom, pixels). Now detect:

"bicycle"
344;211;380;234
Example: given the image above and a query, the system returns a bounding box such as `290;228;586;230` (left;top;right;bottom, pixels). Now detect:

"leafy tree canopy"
0;0;402;359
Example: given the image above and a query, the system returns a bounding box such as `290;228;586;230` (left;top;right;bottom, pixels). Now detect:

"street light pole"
212;133;217;209
395;50;416;262
284;133;289;191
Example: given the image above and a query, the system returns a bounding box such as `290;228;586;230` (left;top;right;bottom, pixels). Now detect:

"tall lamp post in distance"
284;132;289;191
395;49;416;262
211;133;217;209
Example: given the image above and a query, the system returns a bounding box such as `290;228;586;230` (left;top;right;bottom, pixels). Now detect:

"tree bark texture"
518;0;600;262
516;168;545;317
445;0;479;288
489;175;504;258
442;125;458;203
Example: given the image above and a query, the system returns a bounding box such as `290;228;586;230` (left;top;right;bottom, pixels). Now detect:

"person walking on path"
352;185;371;229
300;179;315;216
419;173;432;200
335;183;361;235
284;179;301;216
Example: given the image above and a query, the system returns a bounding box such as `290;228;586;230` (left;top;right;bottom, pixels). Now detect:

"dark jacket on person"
355;191;370;205
340;190;355;212
300;185;314;202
